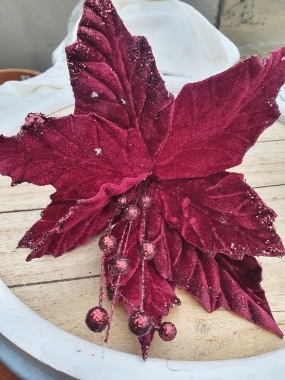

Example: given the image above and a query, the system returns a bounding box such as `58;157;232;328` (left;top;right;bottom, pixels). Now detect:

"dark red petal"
174;244;221;312
0;113;152;200
146;207;183;280
66;0;174;158
173;247;282;337
122;262;176;359
216;253;282;337
20;192;114;260
105;219;177;359
154;48;285;178
151;173;284;259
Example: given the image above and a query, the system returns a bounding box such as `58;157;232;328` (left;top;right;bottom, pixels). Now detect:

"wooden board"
219;0;285;58
0;108;285;361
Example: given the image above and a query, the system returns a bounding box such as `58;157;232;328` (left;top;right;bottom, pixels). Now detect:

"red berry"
122;205;140;222
108;256;130;276
99;234;116;254
116;194;128;208
140;194;152;209
159;322;177;341
128;311;152;336
85;306;109;332
138;241;156;260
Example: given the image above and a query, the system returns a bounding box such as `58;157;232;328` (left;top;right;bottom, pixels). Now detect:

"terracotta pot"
0;68;40;85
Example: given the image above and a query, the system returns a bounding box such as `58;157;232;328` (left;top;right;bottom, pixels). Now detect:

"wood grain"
219;0;285;58
0;108;284;361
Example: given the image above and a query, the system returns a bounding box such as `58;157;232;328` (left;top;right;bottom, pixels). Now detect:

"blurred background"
0;0;284;73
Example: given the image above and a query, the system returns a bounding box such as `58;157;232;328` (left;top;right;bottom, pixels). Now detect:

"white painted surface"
1;278;285;380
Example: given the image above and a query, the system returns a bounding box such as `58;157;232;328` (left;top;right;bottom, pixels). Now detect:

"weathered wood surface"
0;106;284;361
219;0;285;58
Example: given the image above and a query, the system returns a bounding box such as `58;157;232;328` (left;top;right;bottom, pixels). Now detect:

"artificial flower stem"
116;224;128;256
141;207;146;242
104;220;133;343
140;260;145;313
99;204;121;307
104;274;121;344
123;221;132;256
106;206;119;234
99;254;106;307
140;207;147;312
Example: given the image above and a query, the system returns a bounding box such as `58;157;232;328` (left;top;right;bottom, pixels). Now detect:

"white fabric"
0;0;283;136
0;0;84;136
112;0;240;84
278;85;285;123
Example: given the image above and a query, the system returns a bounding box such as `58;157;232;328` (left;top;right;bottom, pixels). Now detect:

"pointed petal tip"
275;325;283;339
259;320;283;339
18;242;27;250
142;344;150;361
138;334;151;360
26;254;33;262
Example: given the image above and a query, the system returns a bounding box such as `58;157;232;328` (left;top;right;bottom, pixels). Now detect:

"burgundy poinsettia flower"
1;0;285;359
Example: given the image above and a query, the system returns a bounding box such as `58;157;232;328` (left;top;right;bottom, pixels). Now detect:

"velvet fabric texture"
0;0;285;359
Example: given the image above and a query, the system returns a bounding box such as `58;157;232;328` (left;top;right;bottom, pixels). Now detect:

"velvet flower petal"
19;192;114;260
151;173;284;259
145;206;184;281
0;112;153;259
172;247;282;337
154;48;285;179
0;113;152;199
66;0;174;158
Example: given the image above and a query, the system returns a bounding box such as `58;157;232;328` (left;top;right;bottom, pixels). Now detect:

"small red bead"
108;256;130;276
116;194;128;208
159;322;177;341
128;311;152;336
173;297;181;307
122;205;140;222
85;306;109;332
140;194;152;209
99;234;116;254
138;241;156;260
